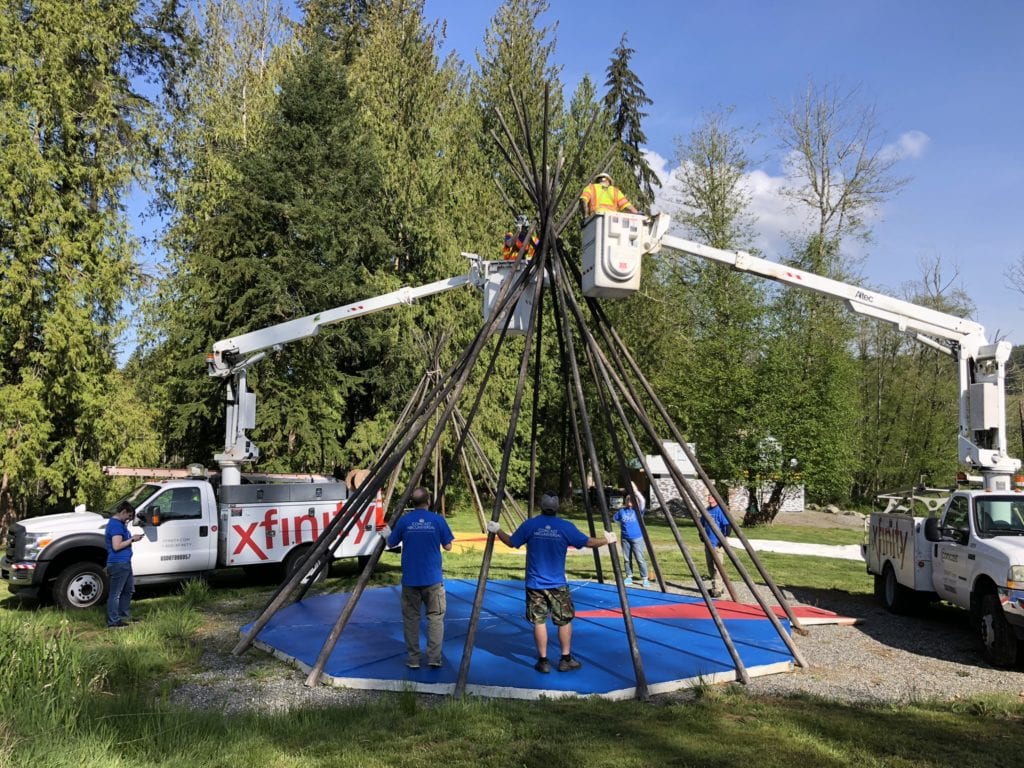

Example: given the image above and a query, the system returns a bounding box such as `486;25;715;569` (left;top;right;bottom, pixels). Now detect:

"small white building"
643;442;713;511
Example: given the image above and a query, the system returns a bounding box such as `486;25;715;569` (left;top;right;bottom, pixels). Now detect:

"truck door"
931;495;973;605
132;486;218;576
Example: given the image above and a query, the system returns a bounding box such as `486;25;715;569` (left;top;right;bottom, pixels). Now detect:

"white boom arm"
208;257;487;486
643;213;1020;489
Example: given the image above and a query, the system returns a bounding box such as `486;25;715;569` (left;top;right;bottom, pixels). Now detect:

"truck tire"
283;546;328;586
53;562;108;610
978;592;1019;668
876;562;916;614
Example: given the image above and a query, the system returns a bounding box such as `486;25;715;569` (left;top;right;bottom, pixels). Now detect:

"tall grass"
0;614;102;733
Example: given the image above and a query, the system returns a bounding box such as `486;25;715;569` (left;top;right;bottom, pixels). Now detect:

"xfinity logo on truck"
231;500;379;561
870;523;909;568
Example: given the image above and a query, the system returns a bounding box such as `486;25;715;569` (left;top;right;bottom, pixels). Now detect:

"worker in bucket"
502;215;539;260
382;487;454;669
578;172;638;218
487;492;616;674
703;492;732;598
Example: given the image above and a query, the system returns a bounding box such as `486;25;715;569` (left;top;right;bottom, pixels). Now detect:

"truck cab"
924;492;1024;665
2;480;221;610
866;490;1024;666
2;476;376;611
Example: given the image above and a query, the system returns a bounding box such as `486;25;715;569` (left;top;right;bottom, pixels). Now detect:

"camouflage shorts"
525;586;575;626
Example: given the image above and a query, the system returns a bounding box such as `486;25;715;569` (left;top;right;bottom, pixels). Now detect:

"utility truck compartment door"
218;483;384;566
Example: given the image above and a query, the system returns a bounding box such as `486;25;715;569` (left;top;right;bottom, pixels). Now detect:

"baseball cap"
540;492;559;512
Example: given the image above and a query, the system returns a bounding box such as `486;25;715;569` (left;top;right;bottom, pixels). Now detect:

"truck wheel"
978;592;1019;668
877;562;915;614
53;562;108;610
283;546;328;586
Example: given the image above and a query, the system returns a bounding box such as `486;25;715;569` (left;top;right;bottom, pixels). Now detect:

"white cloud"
642;148;808;259
880;130;931;161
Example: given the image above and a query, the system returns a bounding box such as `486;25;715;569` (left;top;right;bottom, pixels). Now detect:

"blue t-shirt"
703;504;731;547
509;514;590;590
613;505;643;540
388;509;454;587
105;518;133;565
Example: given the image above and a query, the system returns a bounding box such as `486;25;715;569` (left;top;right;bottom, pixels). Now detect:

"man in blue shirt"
384;487;454;669
613;493;649;587
703;492;732;598
105;501;143;628
488;492;616;673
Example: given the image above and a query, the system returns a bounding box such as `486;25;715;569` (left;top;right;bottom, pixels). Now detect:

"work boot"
558;655;582;672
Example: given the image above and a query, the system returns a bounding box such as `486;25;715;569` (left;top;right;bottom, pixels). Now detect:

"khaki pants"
705;545;723;593
401;583;446;665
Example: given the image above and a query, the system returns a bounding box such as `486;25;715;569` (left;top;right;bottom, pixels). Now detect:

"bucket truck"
585;211;1024;666
3;254;526;610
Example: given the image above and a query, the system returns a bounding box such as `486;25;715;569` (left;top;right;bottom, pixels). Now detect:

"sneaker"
558;655;582;672
406;660;421;669
534;658;550;673
624;577;633;585
107;621;128;629
427;660;443;668
642;579;650;588
709;589;723;598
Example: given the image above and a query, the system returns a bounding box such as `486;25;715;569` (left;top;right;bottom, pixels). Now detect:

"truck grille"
5;524;25;561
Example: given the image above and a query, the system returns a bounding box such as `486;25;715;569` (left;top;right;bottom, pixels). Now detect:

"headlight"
1008;565;1024;589
22;533;54;561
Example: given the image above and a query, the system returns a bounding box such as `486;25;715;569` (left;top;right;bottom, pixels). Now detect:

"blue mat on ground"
244;579;795;699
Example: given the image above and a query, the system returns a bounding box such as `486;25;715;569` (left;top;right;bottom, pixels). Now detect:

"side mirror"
924;517;941;542
147;506;162;526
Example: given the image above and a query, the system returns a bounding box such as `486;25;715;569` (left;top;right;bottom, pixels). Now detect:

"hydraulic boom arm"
642;213;1020;488
207;258;487;486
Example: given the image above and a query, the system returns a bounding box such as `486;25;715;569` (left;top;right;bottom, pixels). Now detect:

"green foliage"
602;33;660;209
0;615;99;732
0;0;181;516
853;263;969;496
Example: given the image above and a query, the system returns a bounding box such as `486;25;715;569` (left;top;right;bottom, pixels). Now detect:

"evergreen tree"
602;33;660;210
475;0;563;222
146;0;297;465
0;0;182;523
342;0;499;471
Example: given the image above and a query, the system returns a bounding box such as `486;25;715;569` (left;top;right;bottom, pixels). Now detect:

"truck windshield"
974;497;1024;536
103;484;161;518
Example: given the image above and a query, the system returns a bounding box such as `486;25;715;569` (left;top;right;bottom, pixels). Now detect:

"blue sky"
423;0;1024;340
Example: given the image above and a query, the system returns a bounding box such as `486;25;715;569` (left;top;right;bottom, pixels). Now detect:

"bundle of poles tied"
232;84;808;701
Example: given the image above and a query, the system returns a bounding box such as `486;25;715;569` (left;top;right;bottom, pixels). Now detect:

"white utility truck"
3;254;519;609
634;212;1024;666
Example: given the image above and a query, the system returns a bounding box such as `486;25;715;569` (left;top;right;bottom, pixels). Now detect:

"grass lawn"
4;505;1010;767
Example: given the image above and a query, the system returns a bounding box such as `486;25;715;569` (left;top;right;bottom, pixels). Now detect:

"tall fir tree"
475;0;563;224
602;33;660;210
146;0;297;465
0;0;183;523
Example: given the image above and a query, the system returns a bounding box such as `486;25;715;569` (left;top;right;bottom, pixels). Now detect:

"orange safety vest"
580;183;633;215
502;230;538;260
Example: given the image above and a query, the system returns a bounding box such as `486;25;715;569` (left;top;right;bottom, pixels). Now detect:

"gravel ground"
169;509;1024;712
